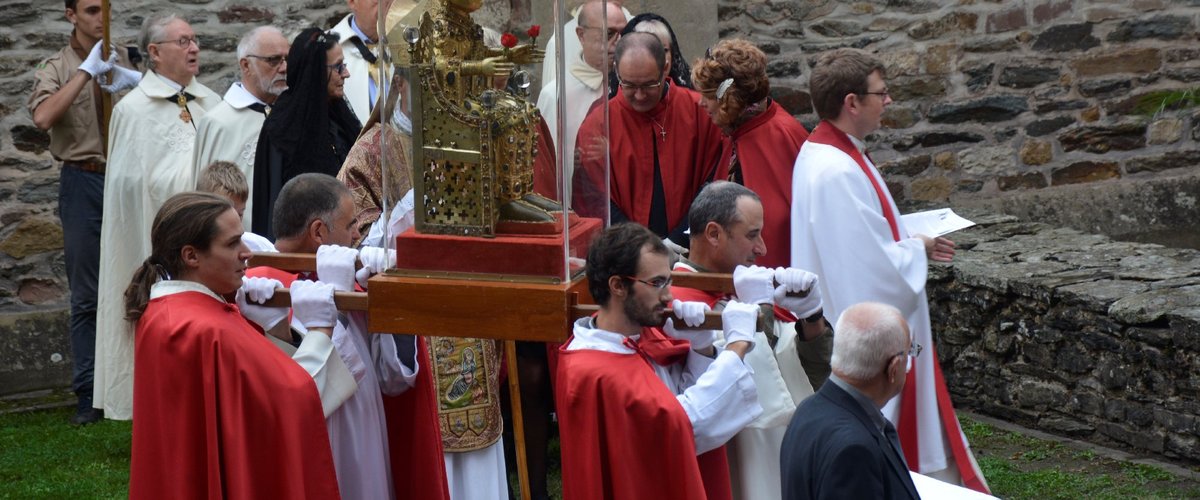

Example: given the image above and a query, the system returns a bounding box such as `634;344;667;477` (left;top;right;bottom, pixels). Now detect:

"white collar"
567;317;638;353
848;133;868;154
140;70;197;99
149;279;226;302
223;82;266;110
349;16;375;43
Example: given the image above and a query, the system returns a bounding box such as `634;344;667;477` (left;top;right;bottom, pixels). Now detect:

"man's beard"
623;291;666;328
257;73;287;97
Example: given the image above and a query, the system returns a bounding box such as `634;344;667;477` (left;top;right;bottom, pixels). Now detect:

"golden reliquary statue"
406;0;562;237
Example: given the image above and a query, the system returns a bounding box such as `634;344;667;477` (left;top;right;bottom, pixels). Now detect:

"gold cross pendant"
177;95;192;123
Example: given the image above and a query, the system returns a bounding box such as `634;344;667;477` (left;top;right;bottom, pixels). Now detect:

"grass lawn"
2;405;1199;499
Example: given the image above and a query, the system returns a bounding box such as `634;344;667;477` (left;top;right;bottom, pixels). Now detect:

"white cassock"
568;318;763;455
192;82;269;230
539;5;633;90
94;70;220;420
791;129;987;489
330;14;381;124
324;312;419;500
673;261;815;500
444;440;508;500
536;54;604;192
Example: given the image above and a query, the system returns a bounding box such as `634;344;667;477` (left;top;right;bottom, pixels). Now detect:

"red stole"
806;121;900;241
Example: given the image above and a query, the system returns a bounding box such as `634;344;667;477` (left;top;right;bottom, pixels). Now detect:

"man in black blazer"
780;302;922;500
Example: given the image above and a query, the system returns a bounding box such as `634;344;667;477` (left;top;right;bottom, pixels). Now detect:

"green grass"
2;408;1199;499
962;415;1200;500
0;407;131;499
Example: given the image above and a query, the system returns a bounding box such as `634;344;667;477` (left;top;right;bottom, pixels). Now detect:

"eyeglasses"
580;25;622;41
153;36;199;48
623;275;672;291
247;54;286;68
327;62;348;74
895;339;922;359
861;90;890;99
617;77;664;93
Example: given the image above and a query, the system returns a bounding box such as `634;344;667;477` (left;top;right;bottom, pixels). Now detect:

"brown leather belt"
63;160;106;174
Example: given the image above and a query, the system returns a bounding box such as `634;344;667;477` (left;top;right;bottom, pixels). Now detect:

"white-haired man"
192;26;289;231
329;0;392;123
780;302;921;500
94;13;221;420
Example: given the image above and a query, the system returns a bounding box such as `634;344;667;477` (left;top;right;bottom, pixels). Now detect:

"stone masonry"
717;0;1200;207
932;212;1200;464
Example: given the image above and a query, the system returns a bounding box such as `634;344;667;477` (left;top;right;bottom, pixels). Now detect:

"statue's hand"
507;45;545;65
480;56;515;77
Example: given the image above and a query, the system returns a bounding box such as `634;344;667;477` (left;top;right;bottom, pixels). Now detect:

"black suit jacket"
780;381;921;500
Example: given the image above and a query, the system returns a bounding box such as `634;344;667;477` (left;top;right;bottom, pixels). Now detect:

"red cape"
130;290;341;500
573;85;723;229
556;343;708;500
716;101;809;268
247;266;451;500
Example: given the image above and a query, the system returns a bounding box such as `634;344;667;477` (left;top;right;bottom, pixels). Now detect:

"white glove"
78;41;116;78
235;277;287;330
355;246;396;289
290;280;338;329
671;299;709;327
316;244;359;292
662;318;715;351
733;265;775;305
773;267;823;318
389;189;416;236
721;299;759;351
100;65;142;93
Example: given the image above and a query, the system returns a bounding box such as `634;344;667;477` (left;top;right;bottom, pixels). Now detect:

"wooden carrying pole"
100;0;113;131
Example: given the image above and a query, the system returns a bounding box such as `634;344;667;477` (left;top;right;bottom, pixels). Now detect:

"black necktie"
648;133;668;237
348;35;377;64
883;421;910;470
247;102;270;115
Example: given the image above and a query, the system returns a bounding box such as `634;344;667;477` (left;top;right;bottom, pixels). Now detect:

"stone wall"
932;212;1200;463
717;0;1200;209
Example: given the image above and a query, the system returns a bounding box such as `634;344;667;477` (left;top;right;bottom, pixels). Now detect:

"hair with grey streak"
237;26;285;61
139;13;183;71
830;302;909;380
687;181;760;239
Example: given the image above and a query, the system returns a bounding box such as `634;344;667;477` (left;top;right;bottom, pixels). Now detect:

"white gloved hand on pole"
235;277;288;331
316;244;359;292
78;41;116;78
773;267;823;318
721;299;758;352
733;264;775;305
355;247;396;289
290;280;338;329
100;65;142;93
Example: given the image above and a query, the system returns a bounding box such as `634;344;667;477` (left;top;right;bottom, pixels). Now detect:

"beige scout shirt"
27;32;136;163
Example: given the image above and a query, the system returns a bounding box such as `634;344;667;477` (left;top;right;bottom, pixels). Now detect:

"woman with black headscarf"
607;13;695;98
252;27;362;237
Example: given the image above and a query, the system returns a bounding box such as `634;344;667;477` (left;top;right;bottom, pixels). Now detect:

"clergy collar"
224;81;267;110
829;373;889;433
349;15;375;44
847;133;868;154
149;279;226;303
141;70;195;99
567;316;638;354
568;53;604;91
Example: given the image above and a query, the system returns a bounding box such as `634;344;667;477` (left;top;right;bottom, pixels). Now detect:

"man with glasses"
329;0;390;124
193;26;290;231
28;0;142;426
790;48;989;493
540;0;631;92
573;32;723;249
556;222;761;499
536;1;626;189
780;302;922;500
95;13;221;421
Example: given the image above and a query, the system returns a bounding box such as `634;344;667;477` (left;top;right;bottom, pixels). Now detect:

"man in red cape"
572;32;722;244
556;223;762;500
247;173;450;500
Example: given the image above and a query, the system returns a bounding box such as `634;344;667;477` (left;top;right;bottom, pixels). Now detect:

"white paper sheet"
910;471;998;499
901;208;975;238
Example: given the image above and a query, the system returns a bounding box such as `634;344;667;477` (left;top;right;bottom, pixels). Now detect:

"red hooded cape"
130;290;341;500
556;342;709;500
573;84;723;229
715;100;810;269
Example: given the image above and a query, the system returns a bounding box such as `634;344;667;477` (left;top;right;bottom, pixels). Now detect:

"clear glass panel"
377;0;611;282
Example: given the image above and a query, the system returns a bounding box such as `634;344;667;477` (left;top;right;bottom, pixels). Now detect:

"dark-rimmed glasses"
580;25;622;41
247;54;286;67
623;275;672;291
327;62;348;74
153;36;199;48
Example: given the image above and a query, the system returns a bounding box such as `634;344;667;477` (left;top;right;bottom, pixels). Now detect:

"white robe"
790;136;968;477
330;14;379;125
539;5;633;92
320;311;420;500
192;82;268;230
567;317;762;455
444;439;508;500
94;71;220;420
536;54;604;191
674;261;815;500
